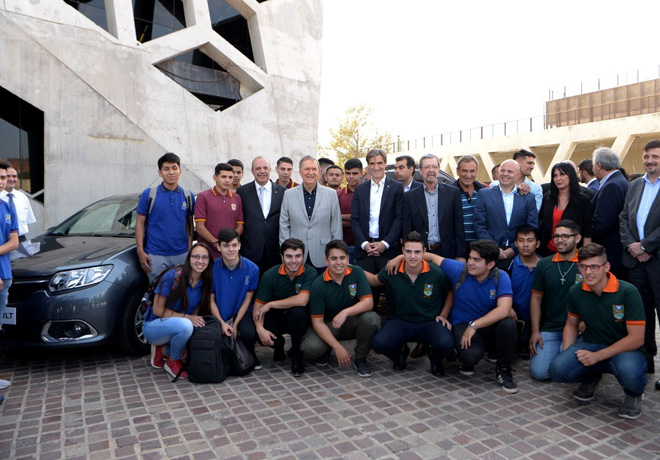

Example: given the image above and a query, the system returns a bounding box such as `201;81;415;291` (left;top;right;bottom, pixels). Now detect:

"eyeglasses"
191;254;210;261
577;262;607;272
552;233;578;240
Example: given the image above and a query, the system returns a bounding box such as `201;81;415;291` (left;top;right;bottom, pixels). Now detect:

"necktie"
258;187;268;218
7;193;15;213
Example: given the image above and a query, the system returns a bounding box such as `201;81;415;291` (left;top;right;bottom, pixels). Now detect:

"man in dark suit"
591;147;629;280
403;154;466;260
394;155;422;193
236;156;286;276
620;140;660;375
578;158;600;192
473;159;538;266
351;149;403;311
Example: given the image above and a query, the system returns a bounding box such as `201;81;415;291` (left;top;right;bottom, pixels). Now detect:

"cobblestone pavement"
0;341;658;460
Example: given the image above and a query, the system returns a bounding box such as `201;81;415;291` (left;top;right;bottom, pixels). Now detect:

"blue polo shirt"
212;256;259;320
441;258;513;325
137;184;195;256
0;200;17;279
145;269;204;321
507;255;541;322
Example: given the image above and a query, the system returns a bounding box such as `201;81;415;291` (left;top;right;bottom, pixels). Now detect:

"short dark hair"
318;158;334;167
325;239;349;258
366;149;387;164
277;156;294;166
395;155;416;171
326;164;343;175
280;238;305;255
344;158;363;172
0;160;11;171
214;163;234;175
217;228;240;244
491;164;500;174
227;159;244;171
578;243;607;262
513;149;536;161
457;155;478;169
469;239;500;265
403;231;424;246
158;152;180;169
644;140;660;151
554;219;580;235
577;158;594;175
515;225;539;240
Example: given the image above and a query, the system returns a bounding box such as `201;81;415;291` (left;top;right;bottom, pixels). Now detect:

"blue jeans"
143;317;193;360
0;279;12;327
549;342;647;396
372;317;454;363
530;331;564;381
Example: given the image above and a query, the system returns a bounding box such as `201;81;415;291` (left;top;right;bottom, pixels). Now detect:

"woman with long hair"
143;243;214;379
539;162;593;256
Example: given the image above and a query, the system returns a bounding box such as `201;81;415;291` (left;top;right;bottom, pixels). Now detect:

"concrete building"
0;0;323;232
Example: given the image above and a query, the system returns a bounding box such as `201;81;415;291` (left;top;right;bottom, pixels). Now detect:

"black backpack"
184;316;231;384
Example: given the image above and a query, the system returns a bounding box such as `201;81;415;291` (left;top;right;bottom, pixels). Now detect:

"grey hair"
419;153;439;167
299;155;319;170
457;154;479;169
593;148;620;171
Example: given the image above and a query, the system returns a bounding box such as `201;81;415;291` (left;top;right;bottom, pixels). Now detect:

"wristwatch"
469;321;478;330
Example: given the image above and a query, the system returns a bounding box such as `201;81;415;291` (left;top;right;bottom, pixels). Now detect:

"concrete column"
106;0;136;45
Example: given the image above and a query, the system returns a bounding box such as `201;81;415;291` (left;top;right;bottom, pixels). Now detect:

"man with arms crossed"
253;239;316;376
550;243;646;419
529;219;583;381
301;240;380;377
0;166;36;258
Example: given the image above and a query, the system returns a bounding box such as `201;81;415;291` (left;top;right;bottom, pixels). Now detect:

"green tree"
324;105;393;166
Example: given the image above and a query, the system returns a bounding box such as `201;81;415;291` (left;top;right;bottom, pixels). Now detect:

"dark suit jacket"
406;180;423;192
236;180;286;264
620;176;660;268
591;170;628;267
539;191;593;254
351;177;403;259
542;182;596;199
473;186;538;249
402;183;466;259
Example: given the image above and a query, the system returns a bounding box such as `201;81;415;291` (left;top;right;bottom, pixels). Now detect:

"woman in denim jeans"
143;243;214;379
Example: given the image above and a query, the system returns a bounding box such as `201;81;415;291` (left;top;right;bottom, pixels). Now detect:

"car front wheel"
117;288;150;355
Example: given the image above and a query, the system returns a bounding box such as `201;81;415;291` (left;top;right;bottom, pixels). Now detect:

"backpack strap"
146;186;194;243
453;264;469;292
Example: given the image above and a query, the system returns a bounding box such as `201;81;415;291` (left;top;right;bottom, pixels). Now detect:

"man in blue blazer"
394;155;422;193
351;149;404;310
591;148;629;279
473;160;538;264
403;154;466;260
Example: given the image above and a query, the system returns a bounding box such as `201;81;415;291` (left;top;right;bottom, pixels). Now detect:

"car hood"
11;235;136;277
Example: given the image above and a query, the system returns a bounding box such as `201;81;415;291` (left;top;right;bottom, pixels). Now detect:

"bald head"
251;156;271;186
498;159;520;189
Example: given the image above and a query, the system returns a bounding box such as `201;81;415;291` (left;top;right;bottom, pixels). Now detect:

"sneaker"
315;351;331;367
459;362;475;376
429;355;444;377
486;353;497;364
618;394;643;420
164;358;187;379
150;345;166;369
291;359;305;377
572;375;602;402
0;379;11;390
354;358;372;378
495;367;518;394
655;379;660;391
253;359;263;370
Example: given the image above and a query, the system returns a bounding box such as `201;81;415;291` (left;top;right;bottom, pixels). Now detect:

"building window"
134;0;186;43
0;87;45;201
208;0;254;62
64;0;108;31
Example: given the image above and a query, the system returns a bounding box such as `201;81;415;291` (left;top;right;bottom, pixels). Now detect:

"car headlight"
49;265;113;292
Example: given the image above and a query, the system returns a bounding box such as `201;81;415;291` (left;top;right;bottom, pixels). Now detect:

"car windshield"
49;196;138;236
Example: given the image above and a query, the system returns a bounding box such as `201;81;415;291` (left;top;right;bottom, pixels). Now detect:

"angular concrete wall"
0;0;323;226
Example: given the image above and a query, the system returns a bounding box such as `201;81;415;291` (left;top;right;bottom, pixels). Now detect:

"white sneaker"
0;379;11;390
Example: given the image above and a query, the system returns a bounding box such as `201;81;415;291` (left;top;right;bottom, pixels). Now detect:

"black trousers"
261;307;309;360
357;254;395;317
452;318;517;369
629;258;660;357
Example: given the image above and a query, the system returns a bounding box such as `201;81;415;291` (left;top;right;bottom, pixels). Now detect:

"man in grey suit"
236;157;286;277
620;140;660;376
280;155;343;273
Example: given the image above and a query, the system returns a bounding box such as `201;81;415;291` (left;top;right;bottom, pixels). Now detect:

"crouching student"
144;243;214;379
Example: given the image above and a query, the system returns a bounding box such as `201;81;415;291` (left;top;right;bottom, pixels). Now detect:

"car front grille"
8;278;50;303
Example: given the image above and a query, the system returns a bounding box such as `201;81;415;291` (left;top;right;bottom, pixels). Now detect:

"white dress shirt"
255;180;272;219
0;189;36;236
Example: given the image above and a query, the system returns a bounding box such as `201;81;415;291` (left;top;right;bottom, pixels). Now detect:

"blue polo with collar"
212;256;259;320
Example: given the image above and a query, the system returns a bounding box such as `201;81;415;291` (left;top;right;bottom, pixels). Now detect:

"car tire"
117;288;150;356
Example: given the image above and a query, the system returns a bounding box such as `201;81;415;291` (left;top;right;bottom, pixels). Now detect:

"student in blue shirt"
143;243;214;380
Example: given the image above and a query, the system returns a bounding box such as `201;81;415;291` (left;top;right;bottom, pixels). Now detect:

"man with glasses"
529;219;583;381
550;243;646;419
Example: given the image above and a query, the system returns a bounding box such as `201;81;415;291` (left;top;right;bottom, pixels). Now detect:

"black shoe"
393;344;410;371
430;356;444;377
354;358;372;378
655;379;660;391
495;366;518;394
315;350;330;366
273;346;286;362
291;359;305;377
573;375;602;402
459;362;475;376
253;359;263;370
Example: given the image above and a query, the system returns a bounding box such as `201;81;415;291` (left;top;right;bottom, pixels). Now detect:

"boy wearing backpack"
136;152;195;282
